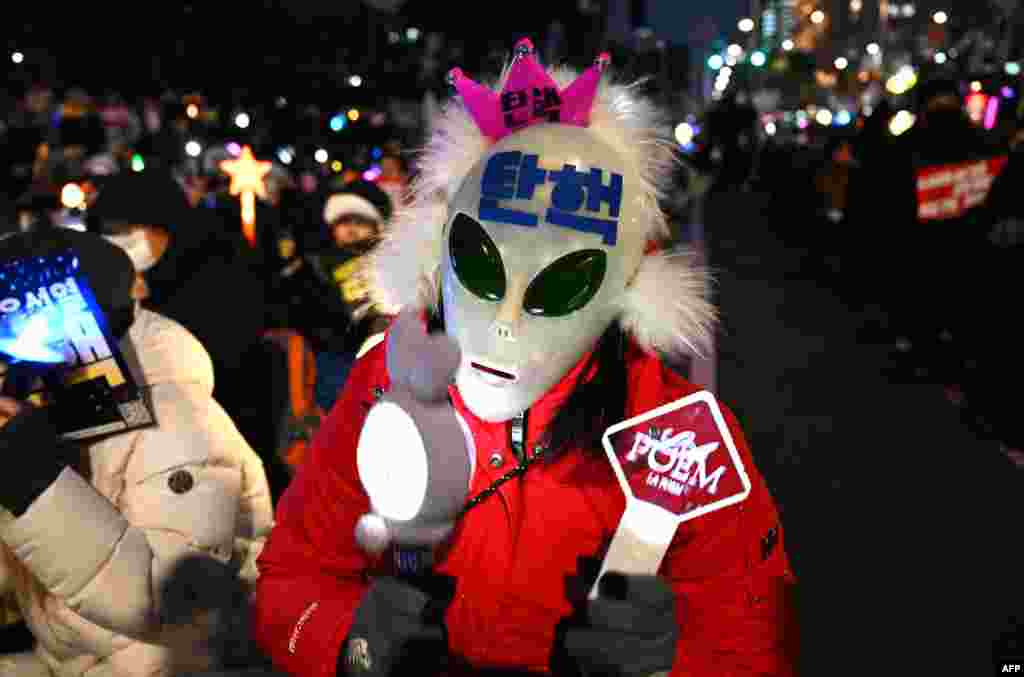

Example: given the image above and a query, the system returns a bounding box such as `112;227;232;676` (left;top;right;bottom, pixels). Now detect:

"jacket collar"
448;340;604;445
414;309;663;444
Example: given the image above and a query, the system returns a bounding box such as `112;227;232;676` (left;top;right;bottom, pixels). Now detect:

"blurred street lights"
889;110;916;135
866;43;881;56
782;39;795;51
835;56;849;70
675;122;695;145
11;51;24;64
811;10;825;24
932;11;948;25
738;17;755;33
886;65;918;95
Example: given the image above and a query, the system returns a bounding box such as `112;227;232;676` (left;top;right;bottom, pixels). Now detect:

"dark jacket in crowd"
142;213;265;377
88;171;267;385
954;143;1024;449
273;237;388;357
139;211;295;499
848;105;1001;327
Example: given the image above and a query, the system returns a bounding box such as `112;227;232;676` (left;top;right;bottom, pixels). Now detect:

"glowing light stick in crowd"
219;145;271;247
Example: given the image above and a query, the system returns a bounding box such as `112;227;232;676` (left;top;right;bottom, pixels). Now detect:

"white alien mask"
442;123;647;422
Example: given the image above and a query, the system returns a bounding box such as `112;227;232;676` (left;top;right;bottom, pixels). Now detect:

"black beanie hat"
0;229;136;338
88;169;190;234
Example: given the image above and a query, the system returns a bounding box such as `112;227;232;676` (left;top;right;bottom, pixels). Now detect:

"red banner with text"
916;156;1007;222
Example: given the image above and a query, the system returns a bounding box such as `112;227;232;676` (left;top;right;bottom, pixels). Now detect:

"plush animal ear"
617;247;717;359
385;308;461;402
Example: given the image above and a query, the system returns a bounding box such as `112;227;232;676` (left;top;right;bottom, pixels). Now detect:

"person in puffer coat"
0;228;274;677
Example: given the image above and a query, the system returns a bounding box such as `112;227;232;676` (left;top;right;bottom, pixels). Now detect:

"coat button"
168;470;194;494
489;453;504;469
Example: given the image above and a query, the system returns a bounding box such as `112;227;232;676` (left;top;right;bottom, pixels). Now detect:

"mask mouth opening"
470;360;518;382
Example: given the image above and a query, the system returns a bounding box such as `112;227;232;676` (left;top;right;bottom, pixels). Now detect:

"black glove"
339;574;454;677
0;404;78;517
554;562;679;677
160;555;273;669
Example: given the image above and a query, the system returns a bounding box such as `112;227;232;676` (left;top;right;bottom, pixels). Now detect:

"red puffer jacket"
253;333;798;677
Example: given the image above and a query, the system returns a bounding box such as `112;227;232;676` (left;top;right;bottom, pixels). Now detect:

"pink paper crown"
446;37;611;142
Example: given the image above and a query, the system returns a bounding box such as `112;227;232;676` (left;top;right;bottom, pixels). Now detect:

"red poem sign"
916;156;1007;222
602;391;751;523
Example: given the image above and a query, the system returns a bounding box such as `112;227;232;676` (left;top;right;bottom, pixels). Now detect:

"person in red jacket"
253;39;798;677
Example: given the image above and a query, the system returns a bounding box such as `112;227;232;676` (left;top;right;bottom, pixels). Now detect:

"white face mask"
104;230;158;272
442;124;644;422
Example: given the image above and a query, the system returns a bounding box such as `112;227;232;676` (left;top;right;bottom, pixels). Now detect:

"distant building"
760;0;800;47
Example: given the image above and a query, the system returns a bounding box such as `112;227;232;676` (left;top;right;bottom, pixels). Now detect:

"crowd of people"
0;36;1021;674
0;39;805;674
699;77;1024;462
1;84;414;503
0;81;418;673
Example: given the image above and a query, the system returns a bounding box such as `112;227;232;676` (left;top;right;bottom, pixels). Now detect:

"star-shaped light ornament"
219;145;271;247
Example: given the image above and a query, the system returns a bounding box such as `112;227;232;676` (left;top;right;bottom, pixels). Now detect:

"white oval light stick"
355;387;474;552
591;390;753;599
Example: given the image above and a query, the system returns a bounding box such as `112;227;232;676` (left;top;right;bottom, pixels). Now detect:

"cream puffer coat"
0;307;274;676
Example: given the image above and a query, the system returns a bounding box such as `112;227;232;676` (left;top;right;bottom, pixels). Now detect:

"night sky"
3;1;744;98
647;0;746;47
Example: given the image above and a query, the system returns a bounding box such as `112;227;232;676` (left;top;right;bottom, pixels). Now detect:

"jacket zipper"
510;410;527;463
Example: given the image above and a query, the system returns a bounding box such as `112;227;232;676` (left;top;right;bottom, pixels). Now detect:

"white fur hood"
367;64;717;359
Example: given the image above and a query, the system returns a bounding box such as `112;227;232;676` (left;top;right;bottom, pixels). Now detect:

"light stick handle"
241;191;256;247
589;499;678;600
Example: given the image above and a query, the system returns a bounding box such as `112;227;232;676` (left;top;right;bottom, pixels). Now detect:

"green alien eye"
449;213;507;302
523;249;607;317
